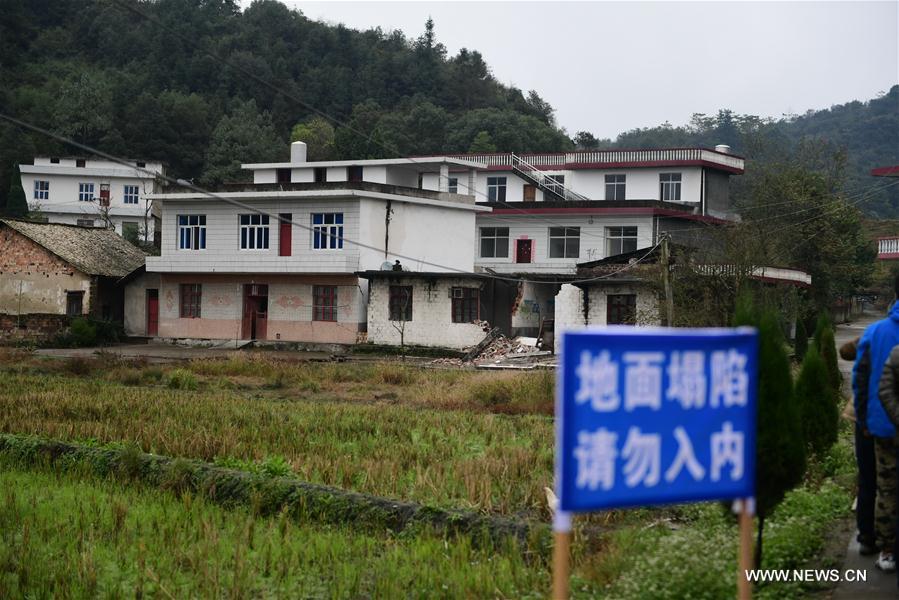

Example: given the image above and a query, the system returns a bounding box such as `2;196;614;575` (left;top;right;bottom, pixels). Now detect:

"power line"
0;111;661;286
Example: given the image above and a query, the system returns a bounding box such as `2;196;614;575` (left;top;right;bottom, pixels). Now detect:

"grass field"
0;467;549;599
0;349;858;597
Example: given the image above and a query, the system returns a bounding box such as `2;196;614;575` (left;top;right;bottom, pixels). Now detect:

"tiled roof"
1;219;147;277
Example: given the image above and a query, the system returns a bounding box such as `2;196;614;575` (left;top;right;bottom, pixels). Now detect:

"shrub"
734;298;806;565
794;317;808;360
795;345;839;456
69;318;97;347
817;326;841;393
167;369;198;391
64;356;96;376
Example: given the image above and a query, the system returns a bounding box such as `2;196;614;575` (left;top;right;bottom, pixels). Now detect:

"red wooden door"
516;239;532;263
242;285;269;340
146;289;159;336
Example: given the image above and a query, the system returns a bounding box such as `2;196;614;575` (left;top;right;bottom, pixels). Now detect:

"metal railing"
447;148;745;171
510;153;590;202
878;237;899;257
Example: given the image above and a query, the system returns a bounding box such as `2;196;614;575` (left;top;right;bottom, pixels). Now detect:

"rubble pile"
473;335;540;362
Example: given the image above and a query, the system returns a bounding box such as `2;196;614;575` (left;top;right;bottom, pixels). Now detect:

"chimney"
714;144;732;154
290;141;307;163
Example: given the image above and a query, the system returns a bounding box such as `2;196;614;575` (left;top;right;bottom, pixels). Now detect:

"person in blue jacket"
854;294;899;573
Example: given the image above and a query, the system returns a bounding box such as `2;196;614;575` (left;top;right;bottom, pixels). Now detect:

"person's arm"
879;347;899;429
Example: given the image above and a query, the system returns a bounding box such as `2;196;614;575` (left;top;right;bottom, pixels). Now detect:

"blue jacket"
853;302;899;438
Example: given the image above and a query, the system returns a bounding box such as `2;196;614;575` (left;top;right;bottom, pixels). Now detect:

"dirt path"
832;311;896;599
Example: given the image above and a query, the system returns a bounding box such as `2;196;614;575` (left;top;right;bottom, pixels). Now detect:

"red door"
241;284;269;340
516;239;532;263
146;289;159;336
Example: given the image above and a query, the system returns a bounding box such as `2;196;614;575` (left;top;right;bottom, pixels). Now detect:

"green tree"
467;130;496;153
5;164;28;218
52;72;114;145
795;345;840;456
290;116;336;161
734;299;806;566
794;317;808;360
202;100;285;185
818;326;841;394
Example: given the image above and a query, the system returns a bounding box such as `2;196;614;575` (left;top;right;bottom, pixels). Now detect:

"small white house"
18;157;163;241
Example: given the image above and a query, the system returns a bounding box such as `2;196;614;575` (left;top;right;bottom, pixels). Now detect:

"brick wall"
0;226;92;315
367;277;488;349
0;313;69;343
553;283;661;350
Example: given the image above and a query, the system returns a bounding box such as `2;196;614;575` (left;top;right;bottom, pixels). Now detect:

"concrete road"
833;311;897;599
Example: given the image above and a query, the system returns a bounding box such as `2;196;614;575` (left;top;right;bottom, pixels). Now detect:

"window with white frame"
239;214;270;250
447;177;458;193
487;176;507;202
312;213;344;249
546;174;565;197
659;173;682;201
605;226;638;257
78;183;95;202
33;180;49;200
123;185;140;204
177;215;206;250
605;174;626;200
479;227;509;258
549;227;580;259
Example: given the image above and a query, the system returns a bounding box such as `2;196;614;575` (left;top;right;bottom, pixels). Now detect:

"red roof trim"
470;160;742;174
872;166;899;177
485;206;730;224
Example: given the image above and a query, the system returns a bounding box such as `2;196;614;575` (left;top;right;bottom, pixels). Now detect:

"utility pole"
660;233;675;326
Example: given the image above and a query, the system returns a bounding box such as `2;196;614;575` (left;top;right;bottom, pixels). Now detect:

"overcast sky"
270;1;897;139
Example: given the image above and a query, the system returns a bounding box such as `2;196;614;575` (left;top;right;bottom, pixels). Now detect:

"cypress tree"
795;344;840;455
794;317;808;361
818;326;841;394
5;165;28;218
813;312;831;351
734;305;806;566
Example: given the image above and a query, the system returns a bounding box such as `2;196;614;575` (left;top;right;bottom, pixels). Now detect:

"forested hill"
598;87;899;217
0;0;570;207
1;1;897;217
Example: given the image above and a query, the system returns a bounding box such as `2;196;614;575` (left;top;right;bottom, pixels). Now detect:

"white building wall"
366;278;487;349
474;214;654;274
568;167;702;202
585;284;660;326
357;198;477;274
423;166;704;203
553;283;660;350
123;272;161;336
553;284;586;351
146;198;362;274
20;159;161;239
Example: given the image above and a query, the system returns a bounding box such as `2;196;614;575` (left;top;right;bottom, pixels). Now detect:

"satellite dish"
380;261;394;271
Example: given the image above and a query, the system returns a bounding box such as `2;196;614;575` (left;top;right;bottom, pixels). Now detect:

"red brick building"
0;219;147;339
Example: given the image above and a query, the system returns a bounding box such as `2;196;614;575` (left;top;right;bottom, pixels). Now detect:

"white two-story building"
124;142;491;347
417;147;746;335
18;157;163;241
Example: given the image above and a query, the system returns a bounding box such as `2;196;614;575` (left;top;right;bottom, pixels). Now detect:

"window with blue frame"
123;185;140;204
312;213;344;249
78;183;94;202
239;214;270;250
177;215;206;250
33;180;49;200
